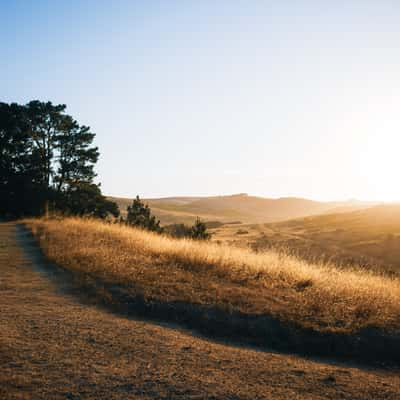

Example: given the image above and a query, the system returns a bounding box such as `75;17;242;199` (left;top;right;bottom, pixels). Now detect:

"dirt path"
1;222;399;399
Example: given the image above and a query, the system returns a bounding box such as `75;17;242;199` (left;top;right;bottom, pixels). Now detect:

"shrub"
166;218;210;240
190;218;210;240
125;195;162;233
165;223;193;238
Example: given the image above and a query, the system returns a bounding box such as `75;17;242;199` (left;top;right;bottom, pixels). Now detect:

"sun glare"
357;131;400;202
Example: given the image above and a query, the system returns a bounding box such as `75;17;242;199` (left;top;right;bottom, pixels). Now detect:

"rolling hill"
211;204;400;275
109;193;375;225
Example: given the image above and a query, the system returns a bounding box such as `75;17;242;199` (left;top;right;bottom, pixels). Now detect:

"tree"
190;217;210;240
58;182;119;219
125;196;162;233
0;102;45;216
24;100;100;214
0;100;118;218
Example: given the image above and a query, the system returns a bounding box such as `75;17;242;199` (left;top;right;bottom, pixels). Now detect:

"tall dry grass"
25;217;400;334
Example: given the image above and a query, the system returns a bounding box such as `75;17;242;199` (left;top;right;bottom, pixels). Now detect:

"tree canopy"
0;100;118;218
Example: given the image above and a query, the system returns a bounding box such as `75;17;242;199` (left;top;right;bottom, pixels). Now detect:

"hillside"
109;194;375;225
211;204;400;275
24;217;400;365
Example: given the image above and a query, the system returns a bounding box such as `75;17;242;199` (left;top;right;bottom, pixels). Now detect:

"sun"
357;131;400;202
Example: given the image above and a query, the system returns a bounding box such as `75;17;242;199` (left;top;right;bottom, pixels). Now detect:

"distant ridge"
108;194;376;225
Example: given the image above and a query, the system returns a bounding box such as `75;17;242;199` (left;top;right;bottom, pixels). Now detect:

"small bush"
165;223;193;238
191;218;211;240
166;218;210;240
125;195;163;233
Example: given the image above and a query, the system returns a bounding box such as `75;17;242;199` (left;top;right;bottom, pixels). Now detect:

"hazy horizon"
110;192;389;205
2;1;400;202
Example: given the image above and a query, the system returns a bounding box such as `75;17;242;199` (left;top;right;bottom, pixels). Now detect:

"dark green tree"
55;114;99;192
0;100;118;218
126;196;162;233
58;182;119;219
190;217;211;240
0;102;45;216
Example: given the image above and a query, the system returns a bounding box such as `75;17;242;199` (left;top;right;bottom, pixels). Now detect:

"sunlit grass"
25;217;400;334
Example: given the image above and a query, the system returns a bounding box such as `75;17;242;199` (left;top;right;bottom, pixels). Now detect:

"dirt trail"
1;222;399;399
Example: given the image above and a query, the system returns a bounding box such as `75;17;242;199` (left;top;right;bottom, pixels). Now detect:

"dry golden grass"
25;217;400;335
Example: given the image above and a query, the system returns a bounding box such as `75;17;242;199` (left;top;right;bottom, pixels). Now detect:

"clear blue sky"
2;1;400;201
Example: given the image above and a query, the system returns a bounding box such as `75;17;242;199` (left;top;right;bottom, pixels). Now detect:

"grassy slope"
225;204;400;276
26;217;400;333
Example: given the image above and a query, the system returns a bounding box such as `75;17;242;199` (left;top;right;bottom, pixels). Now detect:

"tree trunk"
44;199;49;218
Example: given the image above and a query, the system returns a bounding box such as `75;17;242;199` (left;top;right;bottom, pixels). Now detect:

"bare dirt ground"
1;222;399;399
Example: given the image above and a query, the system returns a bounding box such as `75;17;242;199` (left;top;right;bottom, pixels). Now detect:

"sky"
2;0;400;201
